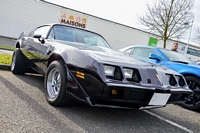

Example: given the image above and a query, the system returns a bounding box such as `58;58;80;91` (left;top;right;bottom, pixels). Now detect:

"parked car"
11;24;192;110
119;45;200;110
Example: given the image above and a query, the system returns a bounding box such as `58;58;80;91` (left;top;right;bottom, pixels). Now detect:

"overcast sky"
46;0;200;44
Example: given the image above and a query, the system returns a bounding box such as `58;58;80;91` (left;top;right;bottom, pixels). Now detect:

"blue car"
119;45;200;110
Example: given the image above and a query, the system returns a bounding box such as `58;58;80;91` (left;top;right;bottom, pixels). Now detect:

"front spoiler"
84;83;193;110
85;97;166;110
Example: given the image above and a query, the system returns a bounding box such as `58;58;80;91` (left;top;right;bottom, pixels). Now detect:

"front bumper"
87;82;193;109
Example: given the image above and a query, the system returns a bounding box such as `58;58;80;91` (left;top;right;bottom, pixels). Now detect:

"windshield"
160;49;194;63
48;25;111;48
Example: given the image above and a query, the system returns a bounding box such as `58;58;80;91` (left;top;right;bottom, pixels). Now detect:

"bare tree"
138;0;194;48
195;26;200;42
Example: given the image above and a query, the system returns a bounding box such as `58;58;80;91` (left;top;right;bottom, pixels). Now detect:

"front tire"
44;60;72;106
180;76;200;110
11;49;26;74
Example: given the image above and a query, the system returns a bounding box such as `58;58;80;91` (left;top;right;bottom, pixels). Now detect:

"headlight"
166;74;177;86
123;68;141;83
175;75;186;86
124;68;133;78
103;65;122;80
103;65;115;77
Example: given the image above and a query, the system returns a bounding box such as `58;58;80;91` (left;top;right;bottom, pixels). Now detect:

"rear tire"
180;76;200;110
44;60;72;106
11;49;26;75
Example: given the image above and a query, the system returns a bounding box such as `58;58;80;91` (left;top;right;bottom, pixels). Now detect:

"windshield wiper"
171;61;188;64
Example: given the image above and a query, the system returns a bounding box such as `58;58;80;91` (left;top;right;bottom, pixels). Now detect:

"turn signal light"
76;71;85;79
112;89;118;95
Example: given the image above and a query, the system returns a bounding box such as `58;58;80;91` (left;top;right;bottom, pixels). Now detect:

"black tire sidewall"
181;76;200;110
44;60;69;106
11;49;26;74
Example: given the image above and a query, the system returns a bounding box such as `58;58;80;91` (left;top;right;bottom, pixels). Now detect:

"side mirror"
149;53;162;62
33;34;45;44
33;34;42;39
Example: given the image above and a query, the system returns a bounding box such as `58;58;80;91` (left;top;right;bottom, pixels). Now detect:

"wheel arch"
47;53;66;67
182;73;200;79
16;42;20;48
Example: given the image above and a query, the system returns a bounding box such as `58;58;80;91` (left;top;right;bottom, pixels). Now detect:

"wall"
0;0;60;38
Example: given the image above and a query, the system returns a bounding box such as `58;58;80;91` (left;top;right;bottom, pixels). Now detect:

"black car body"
11;23;193;109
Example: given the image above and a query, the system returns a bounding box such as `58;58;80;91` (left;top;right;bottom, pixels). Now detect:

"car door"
24;25;51;74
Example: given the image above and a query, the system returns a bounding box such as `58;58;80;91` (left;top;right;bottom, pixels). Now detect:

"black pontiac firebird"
11;23;193;109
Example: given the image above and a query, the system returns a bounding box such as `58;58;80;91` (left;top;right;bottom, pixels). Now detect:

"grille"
111;89;154;102
168;93;186;102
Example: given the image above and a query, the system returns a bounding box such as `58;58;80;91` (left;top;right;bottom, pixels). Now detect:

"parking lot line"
143;110;193;133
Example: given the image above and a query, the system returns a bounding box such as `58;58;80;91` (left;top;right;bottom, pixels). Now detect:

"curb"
0;64;11;71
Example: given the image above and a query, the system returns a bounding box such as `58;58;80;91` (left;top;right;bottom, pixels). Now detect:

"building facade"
0;0;199;60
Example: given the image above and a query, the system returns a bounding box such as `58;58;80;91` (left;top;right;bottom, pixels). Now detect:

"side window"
124;48;133;55
131;48;156;58
32;25;50;38
47;28;55;40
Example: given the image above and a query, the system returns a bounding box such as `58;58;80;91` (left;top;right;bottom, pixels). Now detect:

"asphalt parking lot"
0;37;200;133
0;70;200;133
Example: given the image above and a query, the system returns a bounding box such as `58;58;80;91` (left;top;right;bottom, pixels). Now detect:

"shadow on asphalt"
0;74;77;132
14;73;44;92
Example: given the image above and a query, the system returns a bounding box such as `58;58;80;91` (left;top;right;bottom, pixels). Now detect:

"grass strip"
0;54;12;65
0;45;15;51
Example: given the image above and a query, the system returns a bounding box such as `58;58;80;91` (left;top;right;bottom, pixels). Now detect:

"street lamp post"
184;20;194;55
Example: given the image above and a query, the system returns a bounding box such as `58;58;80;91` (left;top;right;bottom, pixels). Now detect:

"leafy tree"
138;0;194;48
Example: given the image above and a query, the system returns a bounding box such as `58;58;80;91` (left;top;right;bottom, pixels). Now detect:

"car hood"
86;49;182;74
188;63;200;68
167;61;200;71
82;47;146;65
51;40;149;65
167;60;199;67
50;41;180;73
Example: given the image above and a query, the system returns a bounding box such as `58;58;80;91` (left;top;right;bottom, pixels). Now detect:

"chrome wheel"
47;68;61;99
